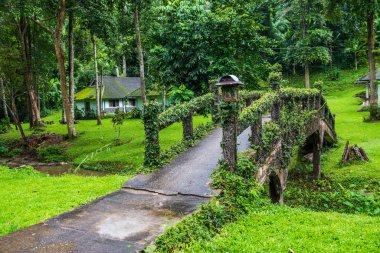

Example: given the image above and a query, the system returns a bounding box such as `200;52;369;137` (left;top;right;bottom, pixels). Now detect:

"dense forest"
0;0;378;138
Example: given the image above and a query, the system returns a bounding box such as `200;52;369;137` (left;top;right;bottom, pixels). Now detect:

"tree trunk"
9;97;28;146
134;8;147;104
367;12;377;111
18;17;42;127
92;34;102;125
54;0;76;138
115;66;120;77
122;55;127;76
354;53;358;71
329;44;333;70
305;62;310;89
61;101;66;124
293;64;296;75
0;77;9;120
162;85;166;111
68;10;75;121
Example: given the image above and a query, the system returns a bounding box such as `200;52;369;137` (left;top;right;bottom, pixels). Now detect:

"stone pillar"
221;86;239;172
142;102;160;167
217;75;242;172
182;113;194;140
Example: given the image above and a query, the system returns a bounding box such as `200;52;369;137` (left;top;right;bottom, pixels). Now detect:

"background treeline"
0;0;378;137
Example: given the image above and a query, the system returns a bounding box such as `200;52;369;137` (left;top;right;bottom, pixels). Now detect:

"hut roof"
75;77;141;100
355;68;380;84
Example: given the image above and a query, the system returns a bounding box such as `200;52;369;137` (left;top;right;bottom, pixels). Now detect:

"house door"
85;101;91;112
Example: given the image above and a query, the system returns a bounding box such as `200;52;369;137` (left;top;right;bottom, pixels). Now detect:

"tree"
112;108;126;145
148;0;272;92
133;2;147;104
345;38;365;70
0;76;8;120
68;6;75;122
283;0;332;88
33;0;76;138
91;34;102;125
329;0;379;117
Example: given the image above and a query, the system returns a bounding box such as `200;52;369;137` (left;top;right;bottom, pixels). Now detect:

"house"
355;68;380;106
75;77;164;114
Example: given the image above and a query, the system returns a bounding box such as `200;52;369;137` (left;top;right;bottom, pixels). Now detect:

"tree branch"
31;17;54;35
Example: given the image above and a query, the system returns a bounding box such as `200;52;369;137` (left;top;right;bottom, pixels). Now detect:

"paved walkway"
0;127;251;253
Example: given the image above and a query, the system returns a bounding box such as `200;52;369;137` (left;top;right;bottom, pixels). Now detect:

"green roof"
128;88;160;97
75;77;142;100
75;87;96;100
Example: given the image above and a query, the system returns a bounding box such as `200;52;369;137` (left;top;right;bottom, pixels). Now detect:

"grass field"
184;206;380;253
1;113;212;169
0;166;129;236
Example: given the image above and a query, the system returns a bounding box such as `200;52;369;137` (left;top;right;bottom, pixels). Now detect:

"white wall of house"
75;100;97;111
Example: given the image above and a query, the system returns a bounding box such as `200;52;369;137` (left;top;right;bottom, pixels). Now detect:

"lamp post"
217;75;243;172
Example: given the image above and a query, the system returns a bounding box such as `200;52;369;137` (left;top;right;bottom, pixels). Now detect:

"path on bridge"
0;119;271;252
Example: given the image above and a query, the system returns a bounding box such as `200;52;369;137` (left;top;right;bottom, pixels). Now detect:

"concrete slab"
0;190;208;253
124;127;252;197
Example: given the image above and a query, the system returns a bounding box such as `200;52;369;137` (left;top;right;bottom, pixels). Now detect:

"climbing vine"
142;101;161;167
143;93;215;167
158;93;214;130
238;92;278;131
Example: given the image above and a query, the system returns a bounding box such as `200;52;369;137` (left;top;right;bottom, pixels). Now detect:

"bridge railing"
219;80;337;203
142;93;215;167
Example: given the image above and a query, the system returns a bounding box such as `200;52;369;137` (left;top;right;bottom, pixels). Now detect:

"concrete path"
0;127;252;253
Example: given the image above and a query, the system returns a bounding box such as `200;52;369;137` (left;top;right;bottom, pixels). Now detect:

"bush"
0;146;9;156
37;146;67;162
74;107;97;120
0;119;11;134
327;68;340;81
154;155;265;252
364;105;380;121
127;108;141;119
0;147;23;157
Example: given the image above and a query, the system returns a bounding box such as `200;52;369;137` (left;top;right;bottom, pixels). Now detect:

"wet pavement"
124;127;252;197
0;127;253;253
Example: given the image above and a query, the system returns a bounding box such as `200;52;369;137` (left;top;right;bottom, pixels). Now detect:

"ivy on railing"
158;93;214;130
238;92;279;132
143;93;215;167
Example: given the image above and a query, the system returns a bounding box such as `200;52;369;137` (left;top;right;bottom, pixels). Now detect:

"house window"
109;99;119;107
128;99;136;106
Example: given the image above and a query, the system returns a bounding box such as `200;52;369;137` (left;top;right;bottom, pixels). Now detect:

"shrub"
112;108;126;145
0;146;9;156
37;146;67;162
127;108;141;119
328;68;340;81
0;119;11;134
154;155;266;252
364;105;380;121
74;107;97;120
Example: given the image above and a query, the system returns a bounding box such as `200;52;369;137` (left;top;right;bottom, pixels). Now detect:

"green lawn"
1;113;212;169
0;166;129;236
183;206;380;253
323;88;380;186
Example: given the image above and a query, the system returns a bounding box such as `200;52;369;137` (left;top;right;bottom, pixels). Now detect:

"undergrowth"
154;153;268;252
